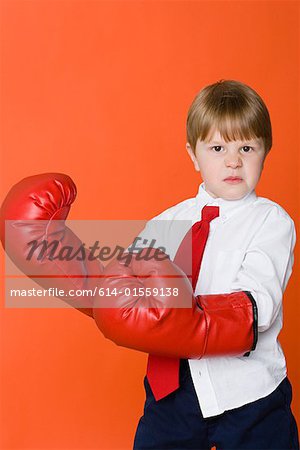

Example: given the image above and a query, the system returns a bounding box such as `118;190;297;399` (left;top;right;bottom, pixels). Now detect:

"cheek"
198;157;217;175
247;159;264;180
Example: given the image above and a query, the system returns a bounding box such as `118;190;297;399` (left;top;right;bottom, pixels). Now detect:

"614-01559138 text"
8;286;180;299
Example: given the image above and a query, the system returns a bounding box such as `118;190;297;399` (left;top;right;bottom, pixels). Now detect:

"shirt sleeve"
124;206;174;256
125;210;193;261
230;206;296;333
125;217;169;255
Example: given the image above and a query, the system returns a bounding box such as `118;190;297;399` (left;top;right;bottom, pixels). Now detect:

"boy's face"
186;129;266;200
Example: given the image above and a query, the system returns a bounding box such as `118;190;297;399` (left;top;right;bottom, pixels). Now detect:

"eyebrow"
208;140;261;146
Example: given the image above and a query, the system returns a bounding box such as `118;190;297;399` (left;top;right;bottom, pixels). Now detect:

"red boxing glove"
0;173;103;317
93;248;257;358
1;173;258;359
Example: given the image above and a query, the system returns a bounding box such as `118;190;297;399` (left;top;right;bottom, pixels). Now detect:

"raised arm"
1;173;258;359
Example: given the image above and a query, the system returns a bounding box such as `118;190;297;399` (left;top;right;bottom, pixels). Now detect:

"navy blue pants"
133;360;299;450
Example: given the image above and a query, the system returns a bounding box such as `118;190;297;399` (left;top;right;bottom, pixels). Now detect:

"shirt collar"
196;181;257;223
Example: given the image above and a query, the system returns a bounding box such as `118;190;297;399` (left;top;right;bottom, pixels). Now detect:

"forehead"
204;129;262;145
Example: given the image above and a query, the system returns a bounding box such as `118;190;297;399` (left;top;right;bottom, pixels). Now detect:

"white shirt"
133;182;296;418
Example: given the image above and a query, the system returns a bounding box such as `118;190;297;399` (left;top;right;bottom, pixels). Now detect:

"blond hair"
186;80;272;157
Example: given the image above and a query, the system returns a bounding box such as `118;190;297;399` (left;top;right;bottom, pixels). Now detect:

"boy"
1;80;299;449
130;80;299;449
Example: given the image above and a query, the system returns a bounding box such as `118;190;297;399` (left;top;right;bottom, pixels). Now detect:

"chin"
221;188;248;201
228;192;248;201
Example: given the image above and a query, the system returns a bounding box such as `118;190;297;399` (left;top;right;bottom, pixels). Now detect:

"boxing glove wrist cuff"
196;290;258;358
242;290;258;356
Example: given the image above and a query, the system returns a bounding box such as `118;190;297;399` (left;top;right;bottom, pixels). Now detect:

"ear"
186;143;200;172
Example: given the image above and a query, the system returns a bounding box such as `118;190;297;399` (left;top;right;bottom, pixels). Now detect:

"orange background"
0;1;299;449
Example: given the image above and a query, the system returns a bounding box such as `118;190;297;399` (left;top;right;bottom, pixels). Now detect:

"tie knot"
201;205;219;222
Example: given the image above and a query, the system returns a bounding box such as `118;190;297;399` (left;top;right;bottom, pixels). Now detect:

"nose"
225;155;242;168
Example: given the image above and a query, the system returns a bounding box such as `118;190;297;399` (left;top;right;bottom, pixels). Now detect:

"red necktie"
146;204;220;401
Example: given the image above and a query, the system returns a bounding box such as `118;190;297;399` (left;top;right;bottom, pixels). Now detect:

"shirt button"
199;371;202;377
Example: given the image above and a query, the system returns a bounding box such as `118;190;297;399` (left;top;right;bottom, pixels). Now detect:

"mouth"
224;177;243;184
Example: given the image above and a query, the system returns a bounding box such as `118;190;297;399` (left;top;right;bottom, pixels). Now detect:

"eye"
241;146;253;153
211;146;223;152
210;145;254;153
